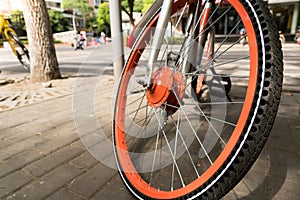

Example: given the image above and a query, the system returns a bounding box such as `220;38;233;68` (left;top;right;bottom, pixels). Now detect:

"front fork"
3;27;18;56
147;0;173;87
147;0;213;83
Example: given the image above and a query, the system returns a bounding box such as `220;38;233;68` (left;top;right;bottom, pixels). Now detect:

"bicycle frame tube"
0;15;4;34
128;0;166;48
4;28;18;56
196;1;213;68
0;15;18;55
180;1;201;74
147;0;173;86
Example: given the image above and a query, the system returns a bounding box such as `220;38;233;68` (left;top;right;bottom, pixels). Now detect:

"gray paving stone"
0;149;42;178
46;188;86;200
0;171;32;199
0;127;24;148
23;143;85;177
7;164;83;200
292;93;300;103
0;125;53;150
0;135;46;161
35;122;79;155
280;92;298;106
68;163;117;198
93;176;134;200
69;151;99;170
277;104;300;119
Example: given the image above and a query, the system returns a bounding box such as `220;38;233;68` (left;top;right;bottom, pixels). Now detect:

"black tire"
7;31;30;71
113;0;283;199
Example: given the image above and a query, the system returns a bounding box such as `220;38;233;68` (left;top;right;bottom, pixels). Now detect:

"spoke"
126;92;146;107
183;72;249;79
131;110;155;127
172;7;246;78
171;110;181;191
184;88;238;127
193;104;225;145
173;88;226;146
189;37;248;76
174;3;231;68
198;101;244;106
168;91;213;164
213;56;250;68
169;114;200;178
153;109;186;187
213;19;242;56
172;2;188;36
149;119;161;187
184;108;237;127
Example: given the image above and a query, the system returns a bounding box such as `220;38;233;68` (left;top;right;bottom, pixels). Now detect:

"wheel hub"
146;67;186;114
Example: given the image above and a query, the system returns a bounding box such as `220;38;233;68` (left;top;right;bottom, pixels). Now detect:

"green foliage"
48;10;69;33
122;0;144;13
63;0;94;28
9;10;26;36
142;0;154;13
97;2;110;34
87;13;97;32
134;0;144;12
63;0;93;17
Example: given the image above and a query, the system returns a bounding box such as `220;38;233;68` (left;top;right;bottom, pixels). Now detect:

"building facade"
0;0;23;15
45;0;63;11
88;0;109;9
268;0;300;34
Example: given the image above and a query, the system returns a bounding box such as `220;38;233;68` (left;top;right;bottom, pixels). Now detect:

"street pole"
109;1;124;81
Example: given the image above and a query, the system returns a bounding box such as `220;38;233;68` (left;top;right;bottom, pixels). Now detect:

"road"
0;44;119;80
0;43;299;91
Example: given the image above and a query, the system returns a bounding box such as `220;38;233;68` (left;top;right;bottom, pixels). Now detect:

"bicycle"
0;14;30;71
112;0;283;199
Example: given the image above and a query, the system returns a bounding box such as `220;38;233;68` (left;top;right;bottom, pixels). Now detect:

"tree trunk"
122;0;135;27
128;0;134;26
23;0;61;82
121;6;135;27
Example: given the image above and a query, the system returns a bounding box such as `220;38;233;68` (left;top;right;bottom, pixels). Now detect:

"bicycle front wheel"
113;0;283;199
6;31;30;71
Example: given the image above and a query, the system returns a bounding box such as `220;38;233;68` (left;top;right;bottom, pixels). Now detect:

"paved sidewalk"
0;44;299;199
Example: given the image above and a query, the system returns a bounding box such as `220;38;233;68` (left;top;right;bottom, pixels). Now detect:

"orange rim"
114;0;259;198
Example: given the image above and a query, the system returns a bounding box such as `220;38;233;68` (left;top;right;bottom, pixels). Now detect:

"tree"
23;0;61;82
48;10;69;33
122;0;143;12
9;10;26;36
122;0;148;26
142;0;154;13
121;0;135;26
63;0;94;29
87;13;97;32
97;2;110;35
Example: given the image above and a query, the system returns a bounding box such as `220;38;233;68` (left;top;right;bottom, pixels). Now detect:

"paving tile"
0;171;32;199
69;151;99;170
46;188;86;200
0;149;42;178
23;143;85;177
68;163;117;198
0;127;25;148
7;164;83;200
35;123;79;155
93;175;134;200
0;135;46;161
